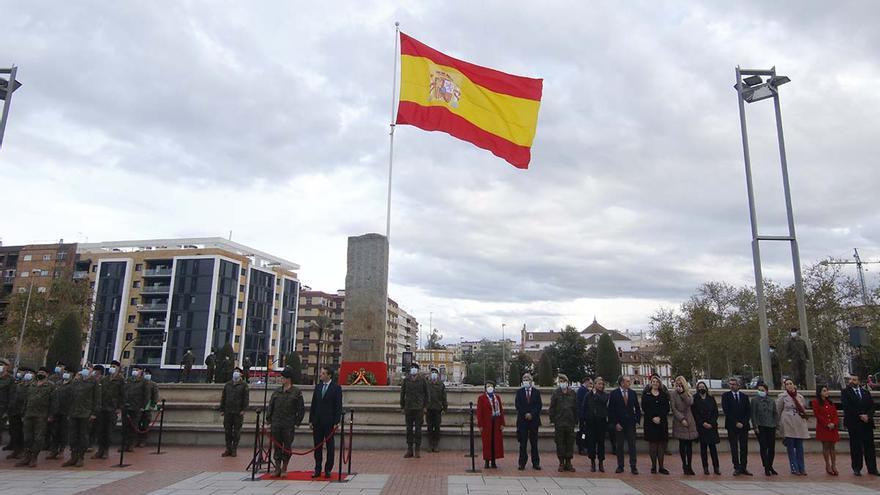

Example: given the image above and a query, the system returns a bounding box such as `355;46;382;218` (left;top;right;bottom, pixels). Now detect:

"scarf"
487;393;501;417
787;389;806;415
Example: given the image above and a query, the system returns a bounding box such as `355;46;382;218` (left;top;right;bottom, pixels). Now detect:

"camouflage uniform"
64;376;101;466
266;385;304;466
137;379;160;447
21;379;55;465
785;335;810;388
425;378;448;452
47;378;73;457
400;373;430;454
205;353;216;383
0;371;12;448
122;377;150;450
5;379;28;457
95;374;124;457
549;387;579;467
220;379;249;455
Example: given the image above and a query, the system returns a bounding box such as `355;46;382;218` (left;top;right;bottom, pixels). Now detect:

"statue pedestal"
339;361;388;386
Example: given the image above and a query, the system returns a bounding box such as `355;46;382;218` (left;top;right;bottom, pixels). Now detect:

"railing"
138;303;168;312
136;322;166;330
141;285;171;293
73;271;89;279
144;268;172;276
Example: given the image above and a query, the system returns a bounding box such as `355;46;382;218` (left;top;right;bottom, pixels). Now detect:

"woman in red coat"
811;385;840;475
476;381;505;468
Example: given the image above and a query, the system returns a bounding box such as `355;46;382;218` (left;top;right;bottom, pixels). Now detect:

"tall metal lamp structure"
735;66;815;390
0;65;22;149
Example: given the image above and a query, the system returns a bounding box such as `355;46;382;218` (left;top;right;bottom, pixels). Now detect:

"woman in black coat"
690;381;721;475
642;375;670;474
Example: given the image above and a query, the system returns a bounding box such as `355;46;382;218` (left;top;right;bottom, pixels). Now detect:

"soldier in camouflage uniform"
549;373;578;472
93;360;124;459
784;328;810;388
5;367;29;459
137;368;160;447
220;366;249;457
121;366;150;452
425;367;448;452
0;360;12;449
17;367;55;467
46;368;73;459
400;363;430;458
266;366;305;478
62;366;101;467
181;348;195;383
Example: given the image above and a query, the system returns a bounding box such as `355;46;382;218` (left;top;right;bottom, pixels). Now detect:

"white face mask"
559;382;569;390
522;381;532;389
131;369;140;378
410;368;418;376
16;372;23;379
431;372;439;380
62;372;71;381
80;369;90;379
108;367;117;375
757;390;767;397
54;366;62;374
144;374;152;381
0;365;5;374
232;371;242;382
23;372;34;382
486;386;495;394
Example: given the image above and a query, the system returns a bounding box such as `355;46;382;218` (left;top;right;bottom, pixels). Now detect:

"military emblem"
428;67;461;108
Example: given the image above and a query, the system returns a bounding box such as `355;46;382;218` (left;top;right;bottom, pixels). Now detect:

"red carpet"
259;470;351;481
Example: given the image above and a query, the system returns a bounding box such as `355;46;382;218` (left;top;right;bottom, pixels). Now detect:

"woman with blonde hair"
777;378;809;475
671;376;698;475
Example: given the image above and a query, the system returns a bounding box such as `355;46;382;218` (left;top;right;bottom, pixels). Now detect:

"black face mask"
698;389;707;395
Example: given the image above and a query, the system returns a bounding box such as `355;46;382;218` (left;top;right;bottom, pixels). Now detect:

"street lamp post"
735;66;815;390
0;65;22;150
13;269;39;370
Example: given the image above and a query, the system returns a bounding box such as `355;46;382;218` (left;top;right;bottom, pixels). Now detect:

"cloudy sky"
2;1;879;345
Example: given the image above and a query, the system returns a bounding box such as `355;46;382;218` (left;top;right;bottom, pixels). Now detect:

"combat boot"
272;462;283;478
557;457;565;472
46;448;60;460
281;459;289;476
415;446;421;458
6;449;22;459
566;458;576;472
74;453;84;468
15;452;31;467
62;454;77;467
27;451;38;467
404;446;413;458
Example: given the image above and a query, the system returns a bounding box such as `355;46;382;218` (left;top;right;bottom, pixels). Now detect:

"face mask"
522;381;532;389
109;367;117;375
36;374;47;381
769;348;775;353
144;374;152;381
80;369;90;379
486;386;495;394
24;373;34;382
757;390;767;398
559;382;569;390
62;372;71;381
698;389;707;395
232;371;242;382
0;366;5;374
410;368;418;376
790;333;797;338
16;372;23;379
431;372;438;380
54;366;62;374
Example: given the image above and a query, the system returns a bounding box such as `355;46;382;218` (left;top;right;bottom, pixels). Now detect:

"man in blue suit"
721;377;752;476
308;366;343;479
607;375;640;474
514;373;542;471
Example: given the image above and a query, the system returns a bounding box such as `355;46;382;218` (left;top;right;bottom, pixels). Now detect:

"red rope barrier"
126;409;163;435
263;425;338;456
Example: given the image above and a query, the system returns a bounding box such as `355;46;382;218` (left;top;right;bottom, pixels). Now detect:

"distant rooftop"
77;237;300;272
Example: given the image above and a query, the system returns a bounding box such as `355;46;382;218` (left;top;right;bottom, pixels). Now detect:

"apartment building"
0;241;79;322
77;238;300;376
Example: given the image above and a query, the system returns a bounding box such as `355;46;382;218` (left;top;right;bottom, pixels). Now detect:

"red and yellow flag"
396;33;543;169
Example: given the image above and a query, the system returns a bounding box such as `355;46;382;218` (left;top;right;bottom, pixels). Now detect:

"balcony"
73;271;89;279
134;335;165;348
137;303;168;312
136;321;166;330
144;268;172;277
2;276;13;285
141;285;170;294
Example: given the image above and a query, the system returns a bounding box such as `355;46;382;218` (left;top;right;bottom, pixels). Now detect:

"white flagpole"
386;22;400;241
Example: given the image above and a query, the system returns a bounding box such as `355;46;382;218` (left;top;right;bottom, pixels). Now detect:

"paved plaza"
2;449;880;495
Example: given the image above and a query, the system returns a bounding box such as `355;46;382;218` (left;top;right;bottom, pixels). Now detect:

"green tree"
595;333;621;384
426;327;446;350
45;312;84;370
536;351;555;386
508;352;534;385
285;351;303;383
543;326;589;383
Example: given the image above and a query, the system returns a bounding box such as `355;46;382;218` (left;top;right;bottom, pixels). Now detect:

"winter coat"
776;391;809;439
670;390;698;440
691;392;720;445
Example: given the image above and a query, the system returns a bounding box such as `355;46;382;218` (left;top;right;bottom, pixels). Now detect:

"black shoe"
490;461;497;469
869;471;880;476
659;468;669;475
650;467;657;474
311;471;321;479
765;468;772;476
591;460;596;472
518;464;525;471
733;470;741;476
854;471;862;477
533;465;541;471
615;466;624;474
324;472;332;479
631;467;639;475
714;467;721;475
741;470;753;476
598;460;604;472
485;461;490;469
770;467;778;475
703;466;710;475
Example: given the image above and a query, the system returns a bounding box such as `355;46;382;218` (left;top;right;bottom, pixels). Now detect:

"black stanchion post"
250;409;262;482
347;409;354;475
115;412;130;468
154;399;166;455
466;401;480;473
337;410;345;482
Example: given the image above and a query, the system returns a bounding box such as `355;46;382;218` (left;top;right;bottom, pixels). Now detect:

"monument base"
339;361;389;386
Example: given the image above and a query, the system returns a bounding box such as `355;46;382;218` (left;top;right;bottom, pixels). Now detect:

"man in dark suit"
841;373;878;476
607;375;640;474
514;373;542;471
308;366;343;479
721;377;752;476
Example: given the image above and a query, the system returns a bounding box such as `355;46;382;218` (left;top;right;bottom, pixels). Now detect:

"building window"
123;350;130;358
125;333;133;341
238;301;243;309
56;252;67;261
273;308;278;316
239;284;245;293
23;255;32;261
133;281;141;288
128;315;136;323
92;265;98;272
89;282;96;289
131;298;138;306
42;255;51;261
20;271;29;278
135;264;143;271
271;339;276;347
241;268;246;276
234;335;241;344
40;270;49;277
236;318;242;326
37;287;47;293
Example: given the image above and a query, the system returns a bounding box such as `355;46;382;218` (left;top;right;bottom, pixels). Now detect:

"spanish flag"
396;33;543;169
